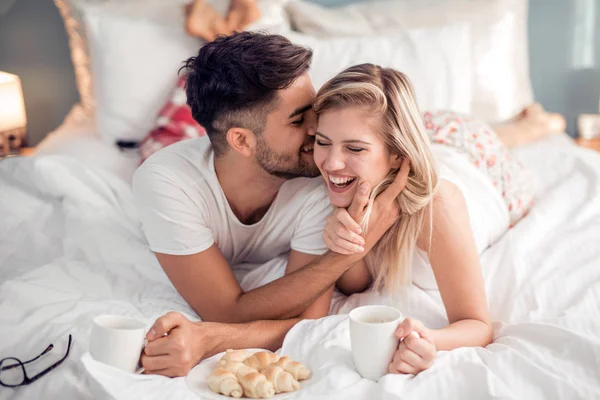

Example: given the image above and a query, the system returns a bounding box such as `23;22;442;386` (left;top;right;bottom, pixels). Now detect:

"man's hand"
323;183;369;254
325;158;411;254
141;312;219;377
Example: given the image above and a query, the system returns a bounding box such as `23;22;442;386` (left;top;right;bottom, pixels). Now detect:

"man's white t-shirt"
132;137;332;266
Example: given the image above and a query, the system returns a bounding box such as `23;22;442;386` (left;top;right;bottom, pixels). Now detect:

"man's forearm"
200;318;301;360
234;251;361;322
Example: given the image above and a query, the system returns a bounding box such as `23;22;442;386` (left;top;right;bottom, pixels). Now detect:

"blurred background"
0;0;599;146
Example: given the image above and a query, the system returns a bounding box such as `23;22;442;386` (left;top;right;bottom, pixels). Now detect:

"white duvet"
1;134;599;400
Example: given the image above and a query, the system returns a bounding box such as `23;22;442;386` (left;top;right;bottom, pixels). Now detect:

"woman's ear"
226;127;256;157
389;153;403;169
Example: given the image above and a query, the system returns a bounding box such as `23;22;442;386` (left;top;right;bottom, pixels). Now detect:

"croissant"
236;366;275;398
221;360;248;375
273;356;311;381
244;351;280;372
207;367;243;398
263;365;300;393
219;349;252;366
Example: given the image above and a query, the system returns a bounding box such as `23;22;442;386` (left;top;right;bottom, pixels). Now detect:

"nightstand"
575;138;600;152
19;147;35;156
0;147;35;160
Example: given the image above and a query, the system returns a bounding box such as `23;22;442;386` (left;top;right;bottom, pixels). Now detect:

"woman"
312;64;564;375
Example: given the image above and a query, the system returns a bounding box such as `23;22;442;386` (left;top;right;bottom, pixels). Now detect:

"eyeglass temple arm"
26;334;73;385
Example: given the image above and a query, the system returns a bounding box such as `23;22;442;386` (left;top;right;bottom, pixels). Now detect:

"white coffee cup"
89;315;146;373
349;305;403;381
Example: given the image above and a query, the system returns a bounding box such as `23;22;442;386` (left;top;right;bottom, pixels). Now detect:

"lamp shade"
0;71;27;133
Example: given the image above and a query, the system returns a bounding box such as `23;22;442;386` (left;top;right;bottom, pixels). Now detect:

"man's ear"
226;127;256;157
390;153;403;169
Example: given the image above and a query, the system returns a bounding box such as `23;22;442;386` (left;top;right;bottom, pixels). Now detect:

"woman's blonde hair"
314;64;439;296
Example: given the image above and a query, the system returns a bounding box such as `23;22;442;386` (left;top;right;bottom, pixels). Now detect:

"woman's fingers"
388;342;430;375
404;334;437;362
388;358;418;375
398;345;430;371
395;318;435;345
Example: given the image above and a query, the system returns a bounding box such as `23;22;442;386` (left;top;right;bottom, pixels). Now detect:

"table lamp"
0;71;27;156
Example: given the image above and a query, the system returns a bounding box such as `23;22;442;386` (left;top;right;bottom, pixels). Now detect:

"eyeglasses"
0;334;72;388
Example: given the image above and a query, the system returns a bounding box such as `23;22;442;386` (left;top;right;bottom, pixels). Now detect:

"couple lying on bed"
132;31;565;378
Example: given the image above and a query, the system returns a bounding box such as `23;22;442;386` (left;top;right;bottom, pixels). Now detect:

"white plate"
186;349;307;399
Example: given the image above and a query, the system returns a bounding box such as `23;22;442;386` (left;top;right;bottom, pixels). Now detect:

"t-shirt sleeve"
132;165;214;255
290;184;333;255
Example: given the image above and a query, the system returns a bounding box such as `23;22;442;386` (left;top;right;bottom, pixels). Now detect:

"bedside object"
575;137;600;153
578;114;600;140
0;71;27;157
0;147;34;161
19;147;35;156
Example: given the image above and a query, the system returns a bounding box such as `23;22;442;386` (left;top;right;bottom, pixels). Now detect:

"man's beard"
256;137;320;180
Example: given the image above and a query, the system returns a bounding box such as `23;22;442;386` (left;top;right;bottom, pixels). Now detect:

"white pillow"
287;22;473;114
83;0;294;146
286;0;533;122
84;1;199;145
57;0;292;120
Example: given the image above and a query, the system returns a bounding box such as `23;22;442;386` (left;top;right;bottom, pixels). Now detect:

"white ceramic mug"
89;315;146;373
349;305;403;381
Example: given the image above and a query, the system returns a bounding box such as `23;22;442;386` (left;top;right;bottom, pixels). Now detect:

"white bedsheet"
1;134;599;400
33;105;141;184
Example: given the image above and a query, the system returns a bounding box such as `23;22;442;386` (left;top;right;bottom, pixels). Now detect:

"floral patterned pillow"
139;75;206;163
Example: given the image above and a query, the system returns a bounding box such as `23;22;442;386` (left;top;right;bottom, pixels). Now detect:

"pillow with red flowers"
139;75;206;163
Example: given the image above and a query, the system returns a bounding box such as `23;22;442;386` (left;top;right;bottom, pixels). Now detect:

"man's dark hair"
180;31;313;157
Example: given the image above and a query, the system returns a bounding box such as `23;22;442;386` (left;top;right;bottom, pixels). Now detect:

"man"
133;32;407;377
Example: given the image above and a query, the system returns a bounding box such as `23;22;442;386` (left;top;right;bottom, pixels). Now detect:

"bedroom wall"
0;0;598;146
0;0;78;147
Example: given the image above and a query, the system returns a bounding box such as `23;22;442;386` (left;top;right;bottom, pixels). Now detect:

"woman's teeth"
329;175;356;187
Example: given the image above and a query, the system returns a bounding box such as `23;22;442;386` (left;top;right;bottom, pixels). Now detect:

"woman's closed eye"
348;147;365;153
316;140;365;153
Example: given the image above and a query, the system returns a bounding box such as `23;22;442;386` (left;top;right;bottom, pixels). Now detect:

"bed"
1;1;599;399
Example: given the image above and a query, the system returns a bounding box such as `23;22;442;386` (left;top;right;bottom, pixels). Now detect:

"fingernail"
147;329;156;340
360;183;369;194
395;327;404;337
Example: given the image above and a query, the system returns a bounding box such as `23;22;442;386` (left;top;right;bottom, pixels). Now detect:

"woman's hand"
388;318;437;375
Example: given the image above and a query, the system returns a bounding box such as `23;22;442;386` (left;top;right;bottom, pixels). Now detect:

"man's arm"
156;159;410;324
284;251;333;320
157;247;360;323
141;312;300;377
156;179;372;324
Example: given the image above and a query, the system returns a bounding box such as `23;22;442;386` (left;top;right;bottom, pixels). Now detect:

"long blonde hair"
314;64;439;295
